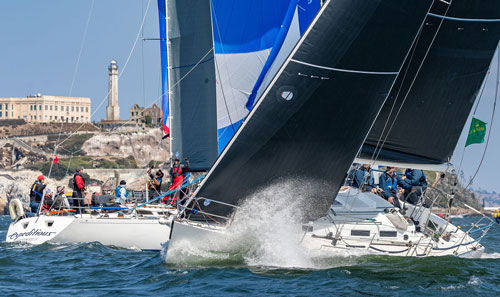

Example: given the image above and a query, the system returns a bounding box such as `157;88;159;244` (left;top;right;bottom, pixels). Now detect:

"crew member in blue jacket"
400;168;427;204
378;166;403;208
29;175;47;214
352;164;376;193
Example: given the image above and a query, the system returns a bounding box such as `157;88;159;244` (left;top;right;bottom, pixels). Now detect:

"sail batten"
195;0;434;219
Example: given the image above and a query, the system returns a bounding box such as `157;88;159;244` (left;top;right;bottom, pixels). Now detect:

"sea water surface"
1;214;499;296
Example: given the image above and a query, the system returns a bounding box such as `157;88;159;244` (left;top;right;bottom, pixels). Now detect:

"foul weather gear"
352;166;375;191
29;181;46;203
166;164;189;205
72;172;86;212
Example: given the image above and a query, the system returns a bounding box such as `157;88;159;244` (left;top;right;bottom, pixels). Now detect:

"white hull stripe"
290;59;399;75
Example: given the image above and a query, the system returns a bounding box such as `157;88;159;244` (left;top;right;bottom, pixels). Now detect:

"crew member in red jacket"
72;166;86;213
166;157;189;205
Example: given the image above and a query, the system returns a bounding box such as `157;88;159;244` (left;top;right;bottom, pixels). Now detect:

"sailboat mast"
165;0;173;167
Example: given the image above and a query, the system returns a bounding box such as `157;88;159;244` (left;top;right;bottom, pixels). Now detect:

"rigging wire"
69;0;95;96
370;0;453;166
141;0;147;108
210;1;238;134
460;45;499;194
454;62;492;184
56;0;152;149
46;0;96;179
367;19;425;165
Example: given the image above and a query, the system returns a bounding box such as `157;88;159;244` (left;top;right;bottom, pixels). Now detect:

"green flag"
465;117;487;147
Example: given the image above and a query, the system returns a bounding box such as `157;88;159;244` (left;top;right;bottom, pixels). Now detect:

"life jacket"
73;172;85;191
115;186;129;198
383;172;398;192
30;181;44;202
171;165;183;178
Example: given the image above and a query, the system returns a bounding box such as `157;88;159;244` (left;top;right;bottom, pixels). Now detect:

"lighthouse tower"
106;60;120;121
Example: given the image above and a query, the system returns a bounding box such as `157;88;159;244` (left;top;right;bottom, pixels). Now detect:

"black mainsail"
166;0;218;170
359;0;500;169
194;0;433;219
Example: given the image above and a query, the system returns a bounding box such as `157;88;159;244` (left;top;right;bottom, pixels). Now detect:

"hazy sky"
0;1;498;192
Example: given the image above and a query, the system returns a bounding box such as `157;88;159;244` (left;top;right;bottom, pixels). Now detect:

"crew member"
352;164;376;193
53;186;70;209
166;157;189;205
147;167;164;199
72;166;86;213
42;188;55;212
378;166;402;209
29;175;47;213
115;180;129;205
400;168;427;204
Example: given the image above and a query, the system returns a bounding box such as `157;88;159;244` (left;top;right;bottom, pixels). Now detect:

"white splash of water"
165;178;368;269
480;252;500;259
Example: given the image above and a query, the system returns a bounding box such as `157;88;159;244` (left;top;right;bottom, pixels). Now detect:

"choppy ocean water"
1;215;499;296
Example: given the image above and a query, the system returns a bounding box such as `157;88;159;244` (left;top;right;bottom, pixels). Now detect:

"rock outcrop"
82;129;169;167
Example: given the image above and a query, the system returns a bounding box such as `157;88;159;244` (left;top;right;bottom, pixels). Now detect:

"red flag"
53;155;59;164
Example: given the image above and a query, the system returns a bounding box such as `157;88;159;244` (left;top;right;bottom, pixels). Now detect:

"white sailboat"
4;0;217;251
167;0;500;259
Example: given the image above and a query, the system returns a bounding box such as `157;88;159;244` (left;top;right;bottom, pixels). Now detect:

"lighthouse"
106;59;120;121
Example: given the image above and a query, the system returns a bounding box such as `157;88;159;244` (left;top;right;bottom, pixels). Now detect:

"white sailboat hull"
167;190;486;258
5;216;75;245
300;214;484;258
6;214;173;251
53;216;172;251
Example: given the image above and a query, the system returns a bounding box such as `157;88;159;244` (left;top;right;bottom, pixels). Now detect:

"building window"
76;117;79;121
76;106;79;112
33;105;36;111
55;116;58;120
0;105;2;110
71;106;74;112
45;115;48;120
61;106;64;111
0;112;2;117
39;115;41;120
50;105;53;111
67;106;69;111
5;104;8;110
39;105;42;110
71;116;74;122
55;105;58;111
86;107;89;112
50;116;52;120
45;105;48;110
